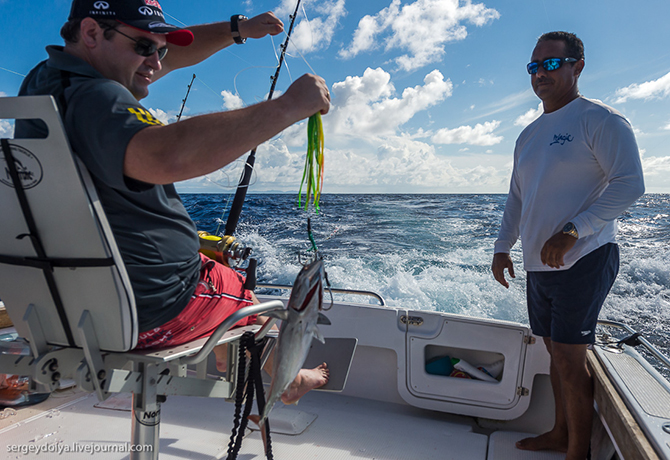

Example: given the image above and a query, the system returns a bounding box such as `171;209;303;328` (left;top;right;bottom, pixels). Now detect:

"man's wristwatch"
230;15;248;44
562;222;579;239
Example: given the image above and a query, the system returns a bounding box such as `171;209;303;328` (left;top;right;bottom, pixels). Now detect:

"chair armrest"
180;300;284;365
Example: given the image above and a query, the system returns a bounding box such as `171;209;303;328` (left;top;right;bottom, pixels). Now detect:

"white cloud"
339;138;510;192
514;102;543;126
326;67;453;138
273;137;508;192
613;71;670;103
221;90;245;110
339;0;500;71
277;0;347;54
432;120;503;146
640;154;670;192
177;139;301;192
642;155;670;177
148;108;172;125
177;67;514;194
663;121;670;131
0;119;14;138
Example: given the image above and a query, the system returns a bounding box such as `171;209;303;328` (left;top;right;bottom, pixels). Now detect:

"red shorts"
135;254;257;349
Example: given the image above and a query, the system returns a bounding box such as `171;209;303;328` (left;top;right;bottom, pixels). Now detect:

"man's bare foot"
281;363;329;405
516;430;568;452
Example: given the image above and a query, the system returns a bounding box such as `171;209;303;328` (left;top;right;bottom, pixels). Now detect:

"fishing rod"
177;74;196;121
223;0;304;237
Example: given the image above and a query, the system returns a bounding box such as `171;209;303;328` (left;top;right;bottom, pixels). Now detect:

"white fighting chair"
0;95;282;460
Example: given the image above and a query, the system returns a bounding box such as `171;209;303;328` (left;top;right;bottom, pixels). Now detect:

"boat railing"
256;284;386;306
597;319;670;370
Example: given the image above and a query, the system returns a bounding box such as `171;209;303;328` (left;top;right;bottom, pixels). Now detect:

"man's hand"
239;12;284;40
540;232;577;269
491;253;515;289
281;74;331;117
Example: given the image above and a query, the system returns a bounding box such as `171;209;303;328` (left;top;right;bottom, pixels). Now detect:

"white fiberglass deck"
0;386;565;460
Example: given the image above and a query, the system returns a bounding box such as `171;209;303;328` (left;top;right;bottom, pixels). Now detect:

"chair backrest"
0;95;137;352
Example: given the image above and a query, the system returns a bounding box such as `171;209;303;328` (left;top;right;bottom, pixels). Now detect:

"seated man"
15;0;331;404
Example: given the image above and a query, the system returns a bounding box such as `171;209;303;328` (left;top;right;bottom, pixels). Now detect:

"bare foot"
213;344;228;372
516;430;568;452
281;363;329;405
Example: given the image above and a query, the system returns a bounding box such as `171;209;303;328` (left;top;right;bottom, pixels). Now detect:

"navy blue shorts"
526;243;619;344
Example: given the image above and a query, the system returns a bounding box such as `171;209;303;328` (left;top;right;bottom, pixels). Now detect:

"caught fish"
258;257;330;424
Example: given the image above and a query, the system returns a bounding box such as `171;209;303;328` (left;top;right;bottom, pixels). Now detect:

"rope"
226;331;273;460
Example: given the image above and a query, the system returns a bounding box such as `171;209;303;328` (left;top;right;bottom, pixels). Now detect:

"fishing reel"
197;231;252;268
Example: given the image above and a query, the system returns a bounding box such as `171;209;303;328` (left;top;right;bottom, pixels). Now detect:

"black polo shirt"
17;46;200;332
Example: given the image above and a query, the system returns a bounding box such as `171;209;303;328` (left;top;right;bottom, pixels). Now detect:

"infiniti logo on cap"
138;6;154;15
94;1;110;9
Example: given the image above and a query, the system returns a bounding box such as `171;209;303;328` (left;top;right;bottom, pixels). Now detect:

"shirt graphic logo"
127;108;164;126
581;330;591;337
549;133;574;146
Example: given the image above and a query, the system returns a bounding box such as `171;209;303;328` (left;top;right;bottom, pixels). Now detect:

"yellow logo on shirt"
127;108;164;126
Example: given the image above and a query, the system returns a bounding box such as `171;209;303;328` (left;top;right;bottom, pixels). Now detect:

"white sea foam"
188;193;670;363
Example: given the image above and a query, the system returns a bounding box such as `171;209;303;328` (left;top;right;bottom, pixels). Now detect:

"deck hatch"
405;312;530;410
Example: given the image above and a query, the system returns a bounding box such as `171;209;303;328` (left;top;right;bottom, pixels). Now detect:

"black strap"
0;254;114;270
2;138;76;346
58;70;72;115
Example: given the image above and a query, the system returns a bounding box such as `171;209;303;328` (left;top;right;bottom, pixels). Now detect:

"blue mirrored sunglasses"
527;57;578;75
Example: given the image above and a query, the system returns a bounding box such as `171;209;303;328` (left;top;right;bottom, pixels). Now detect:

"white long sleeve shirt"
494;97;645;272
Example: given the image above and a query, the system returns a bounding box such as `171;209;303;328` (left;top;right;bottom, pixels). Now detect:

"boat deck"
0;385;564;459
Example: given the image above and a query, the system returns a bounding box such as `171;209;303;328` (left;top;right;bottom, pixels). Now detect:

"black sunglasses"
527;57;578;75
102;24;168;61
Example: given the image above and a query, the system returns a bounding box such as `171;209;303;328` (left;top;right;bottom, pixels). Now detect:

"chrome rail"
256;283;386;306
597;319;670;370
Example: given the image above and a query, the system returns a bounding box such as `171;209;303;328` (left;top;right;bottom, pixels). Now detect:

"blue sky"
2;0;670;193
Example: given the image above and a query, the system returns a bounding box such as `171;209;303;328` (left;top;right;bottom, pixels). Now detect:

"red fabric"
135;254;256;349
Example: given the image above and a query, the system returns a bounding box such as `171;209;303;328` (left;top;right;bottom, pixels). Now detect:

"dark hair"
537;31;584;60
60;18;116;44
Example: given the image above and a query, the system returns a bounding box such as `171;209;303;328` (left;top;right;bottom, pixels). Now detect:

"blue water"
182;193;670;373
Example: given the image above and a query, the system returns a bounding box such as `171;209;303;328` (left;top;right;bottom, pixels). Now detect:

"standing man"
16;0;331;403
491;31;644;459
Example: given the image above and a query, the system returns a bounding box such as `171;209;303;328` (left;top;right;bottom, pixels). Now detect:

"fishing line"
233;66;277;104
285;34;317;75
194;76;225;99
163;12;188;27
223;0;305;237
300;1;317;56
270;35;294;85
0;67;26;77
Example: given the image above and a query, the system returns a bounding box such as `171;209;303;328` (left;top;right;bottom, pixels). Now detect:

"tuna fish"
258;257;330;424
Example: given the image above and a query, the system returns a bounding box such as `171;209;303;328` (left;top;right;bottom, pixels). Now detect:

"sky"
2;0;670;194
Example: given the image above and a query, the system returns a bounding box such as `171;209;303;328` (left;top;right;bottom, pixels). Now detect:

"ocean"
182;193;670;376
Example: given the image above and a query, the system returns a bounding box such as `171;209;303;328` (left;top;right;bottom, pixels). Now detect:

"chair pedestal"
131;391;161;460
